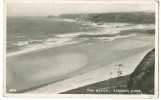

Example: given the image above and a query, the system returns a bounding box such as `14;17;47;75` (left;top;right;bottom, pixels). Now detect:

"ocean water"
7;17;155;56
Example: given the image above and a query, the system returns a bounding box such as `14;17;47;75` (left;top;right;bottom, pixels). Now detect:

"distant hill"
47;15;56;18
59;12;155;23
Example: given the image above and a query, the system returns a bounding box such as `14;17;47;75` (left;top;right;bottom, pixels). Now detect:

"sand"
6;35;155;93
27;50;150;94
114;40;151;50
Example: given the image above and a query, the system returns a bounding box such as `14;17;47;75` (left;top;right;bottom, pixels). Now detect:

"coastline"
6;35;155;93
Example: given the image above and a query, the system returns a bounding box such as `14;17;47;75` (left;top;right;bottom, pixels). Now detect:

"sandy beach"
27;50;151;94
6;35;155;93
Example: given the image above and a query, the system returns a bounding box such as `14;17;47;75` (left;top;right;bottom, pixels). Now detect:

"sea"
6;17;155;57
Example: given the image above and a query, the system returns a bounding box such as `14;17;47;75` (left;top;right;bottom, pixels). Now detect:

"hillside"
128;48;155;94
59;12;155;23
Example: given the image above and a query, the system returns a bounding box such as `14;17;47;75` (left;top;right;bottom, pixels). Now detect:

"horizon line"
6;11;155;17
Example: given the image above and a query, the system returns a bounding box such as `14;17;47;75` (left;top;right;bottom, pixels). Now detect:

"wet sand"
6;35;154;93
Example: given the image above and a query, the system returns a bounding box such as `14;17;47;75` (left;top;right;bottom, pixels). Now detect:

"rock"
128;49;155;94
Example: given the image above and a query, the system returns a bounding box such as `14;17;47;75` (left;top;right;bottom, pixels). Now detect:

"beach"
4;2;158;98
6;34;155;93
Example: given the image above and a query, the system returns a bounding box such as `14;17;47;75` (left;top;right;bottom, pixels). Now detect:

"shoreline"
6;35;154;93
7;40;82;58
6;33;136;58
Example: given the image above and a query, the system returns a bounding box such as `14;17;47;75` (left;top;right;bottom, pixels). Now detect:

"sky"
7;2;156;16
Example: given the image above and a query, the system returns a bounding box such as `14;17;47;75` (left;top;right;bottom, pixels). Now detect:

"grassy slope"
61;48;155;94
128;48;155;94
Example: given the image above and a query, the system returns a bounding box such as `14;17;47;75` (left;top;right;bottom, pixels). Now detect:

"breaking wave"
7;18;155;57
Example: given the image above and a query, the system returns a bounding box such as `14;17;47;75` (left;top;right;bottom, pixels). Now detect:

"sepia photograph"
4;0;158;98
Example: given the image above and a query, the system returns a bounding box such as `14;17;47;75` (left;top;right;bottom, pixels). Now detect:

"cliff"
128;48;155;94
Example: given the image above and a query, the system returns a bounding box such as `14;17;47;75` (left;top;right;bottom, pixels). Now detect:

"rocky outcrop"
47;15;56;18
128;49;155;94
